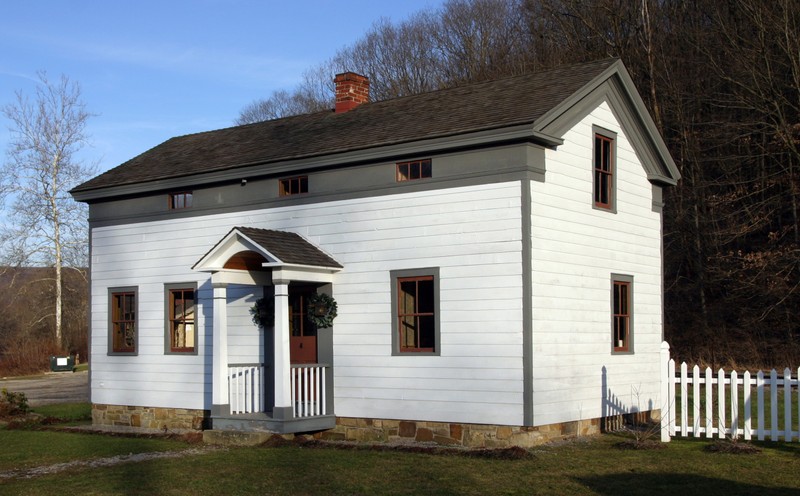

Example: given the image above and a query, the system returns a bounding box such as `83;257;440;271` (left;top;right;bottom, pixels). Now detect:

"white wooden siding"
90;182;525;425
530;100;663;426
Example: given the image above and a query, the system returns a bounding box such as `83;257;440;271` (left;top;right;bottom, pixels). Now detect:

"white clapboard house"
71;59;680;446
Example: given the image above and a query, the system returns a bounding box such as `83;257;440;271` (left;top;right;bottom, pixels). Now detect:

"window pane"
184;324;195;348
300;176;308;193
410;162;421;179
417;279;434;313
184;290;195;320
595;137;603;170
123;322;135;348
602;139;611;172
401;315;417;348
421;160;432;178
124;294;135;320
398;163;409;181
419;315;435;349
399;280;417;313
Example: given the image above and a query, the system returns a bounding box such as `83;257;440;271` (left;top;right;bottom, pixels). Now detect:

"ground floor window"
110;287;137;354
612;275;633;353
391;268;440;355
166;284;197;353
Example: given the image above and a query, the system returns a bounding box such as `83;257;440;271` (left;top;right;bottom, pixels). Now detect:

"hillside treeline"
240;0;799;367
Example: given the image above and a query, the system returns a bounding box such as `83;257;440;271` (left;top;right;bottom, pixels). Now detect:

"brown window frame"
396;159;432;182
612;276;633;353
110;288;137;355
391;268;440;355
166;286;197;354
593;130;616;212
279;176;309;196
169;191;193;210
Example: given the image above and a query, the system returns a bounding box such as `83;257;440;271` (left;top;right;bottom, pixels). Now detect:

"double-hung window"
612;275;633;353
391;268;440;355
110;288;137;354
166;284;197;354
593;128;616;211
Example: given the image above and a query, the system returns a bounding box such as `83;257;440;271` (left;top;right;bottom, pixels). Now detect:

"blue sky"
0;0;441;176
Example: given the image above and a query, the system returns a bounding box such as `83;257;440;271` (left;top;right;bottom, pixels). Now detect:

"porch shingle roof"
235;227;342;269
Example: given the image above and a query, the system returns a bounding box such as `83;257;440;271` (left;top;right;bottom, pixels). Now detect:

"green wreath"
250;297;274;329
307;292;338;328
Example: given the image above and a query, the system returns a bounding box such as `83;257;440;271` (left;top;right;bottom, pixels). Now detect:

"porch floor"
210;411;336;434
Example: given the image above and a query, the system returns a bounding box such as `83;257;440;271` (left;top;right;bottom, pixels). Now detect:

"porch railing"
228;363;330;418
291;364;328;418
229;363;265;414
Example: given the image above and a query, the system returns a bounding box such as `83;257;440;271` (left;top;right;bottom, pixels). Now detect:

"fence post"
660;341;671;442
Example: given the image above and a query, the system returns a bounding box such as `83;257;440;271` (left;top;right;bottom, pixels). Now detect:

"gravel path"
0;445;225;480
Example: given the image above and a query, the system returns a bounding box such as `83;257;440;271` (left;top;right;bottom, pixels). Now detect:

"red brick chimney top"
334;72;369;113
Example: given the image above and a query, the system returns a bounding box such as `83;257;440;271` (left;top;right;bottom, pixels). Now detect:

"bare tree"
433;0;533;84
0;72;95;349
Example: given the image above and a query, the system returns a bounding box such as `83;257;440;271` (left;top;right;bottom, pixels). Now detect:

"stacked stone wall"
316;416;604;448
92;404;206;431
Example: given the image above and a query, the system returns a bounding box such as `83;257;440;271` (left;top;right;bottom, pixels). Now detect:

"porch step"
203;429;279;446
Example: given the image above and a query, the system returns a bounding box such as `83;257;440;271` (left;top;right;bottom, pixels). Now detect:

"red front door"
289;288;317;364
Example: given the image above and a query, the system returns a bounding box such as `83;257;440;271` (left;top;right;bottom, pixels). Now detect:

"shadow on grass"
575;472;800;495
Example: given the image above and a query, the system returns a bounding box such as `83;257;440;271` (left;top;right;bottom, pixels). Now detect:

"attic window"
169;192;193;210
280;176;308;196
396;159;432;182
593;128;616;212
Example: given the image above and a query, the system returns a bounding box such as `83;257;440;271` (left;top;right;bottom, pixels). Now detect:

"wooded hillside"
240;0;799;368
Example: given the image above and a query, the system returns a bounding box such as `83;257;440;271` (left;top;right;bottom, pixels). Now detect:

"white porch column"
212;283;229;415
272;279;293;419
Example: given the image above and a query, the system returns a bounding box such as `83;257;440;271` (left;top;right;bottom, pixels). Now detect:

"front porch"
193;227;342;434
211;362;335;433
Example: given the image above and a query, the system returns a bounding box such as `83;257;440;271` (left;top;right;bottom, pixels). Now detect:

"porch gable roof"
193;226;343;272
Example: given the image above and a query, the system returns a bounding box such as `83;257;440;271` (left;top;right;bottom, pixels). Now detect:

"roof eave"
70;124;563;202
532;59;681;186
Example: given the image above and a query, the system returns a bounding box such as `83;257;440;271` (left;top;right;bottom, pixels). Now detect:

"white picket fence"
660;342;800;442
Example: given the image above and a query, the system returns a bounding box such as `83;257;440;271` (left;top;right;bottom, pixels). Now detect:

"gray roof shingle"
235;227;342;269
73;59;618;193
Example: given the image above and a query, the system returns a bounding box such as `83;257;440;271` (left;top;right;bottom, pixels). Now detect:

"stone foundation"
315;416;604;448
92;404;207;431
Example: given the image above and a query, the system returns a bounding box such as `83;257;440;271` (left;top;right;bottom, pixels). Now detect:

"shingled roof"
193;226;342;271
235;227;342;269
72;59;624;194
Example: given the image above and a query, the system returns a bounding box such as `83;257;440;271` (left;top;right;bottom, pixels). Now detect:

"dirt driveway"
0;371;89;406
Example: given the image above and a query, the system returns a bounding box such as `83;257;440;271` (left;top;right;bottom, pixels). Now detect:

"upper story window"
593;130;616;211
280;176;308;196
396;159;432;182
110;288;137;355
169;191;193;210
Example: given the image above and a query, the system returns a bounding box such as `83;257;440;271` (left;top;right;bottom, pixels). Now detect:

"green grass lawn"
0;427;798;495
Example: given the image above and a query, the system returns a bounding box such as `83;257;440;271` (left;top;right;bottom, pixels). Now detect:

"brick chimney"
334;72;369;113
